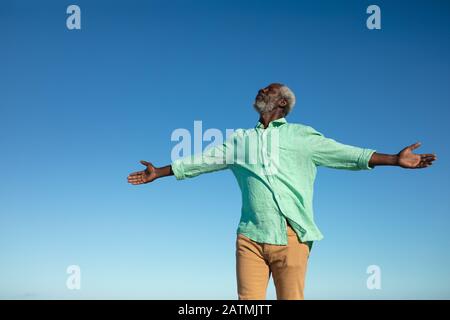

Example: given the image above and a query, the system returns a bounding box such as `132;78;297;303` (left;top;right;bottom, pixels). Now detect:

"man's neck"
259;109;285;129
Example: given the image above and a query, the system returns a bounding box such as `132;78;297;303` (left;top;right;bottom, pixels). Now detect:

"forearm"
368;152;399;167
155;165;174;179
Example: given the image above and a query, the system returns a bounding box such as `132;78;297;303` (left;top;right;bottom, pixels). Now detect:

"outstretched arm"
127;131;237;185
127;161;173;185
369;142;436;168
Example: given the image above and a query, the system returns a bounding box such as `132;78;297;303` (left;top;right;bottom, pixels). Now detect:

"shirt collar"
255;117;288;129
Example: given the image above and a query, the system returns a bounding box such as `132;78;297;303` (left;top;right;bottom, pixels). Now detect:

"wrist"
152;167;161;180
154;165;172;179
393;154;400;166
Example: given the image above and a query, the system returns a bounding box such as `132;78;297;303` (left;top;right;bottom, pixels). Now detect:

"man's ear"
278;98;288;107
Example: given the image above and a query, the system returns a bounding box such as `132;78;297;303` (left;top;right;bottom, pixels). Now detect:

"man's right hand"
127;160;158;185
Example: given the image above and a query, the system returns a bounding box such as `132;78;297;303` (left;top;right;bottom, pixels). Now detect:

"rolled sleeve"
306;126;376;171
357;148;377;170
170;132;236;180
171;158;186;180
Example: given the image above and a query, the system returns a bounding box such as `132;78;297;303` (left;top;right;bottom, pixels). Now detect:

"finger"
128;171;144;177
419;158;434;164
140;160;152;167
417;162;431;168
128;173;144;180
129;176;144;182
128;176;144;182
408;142;421;151
420;156;436;162
422;156;436;161
128;176;143;181
420;154;437;161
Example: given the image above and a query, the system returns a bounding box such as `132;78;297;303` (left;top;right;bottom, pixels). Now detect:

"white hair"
253;84;297;115
279;85;296;115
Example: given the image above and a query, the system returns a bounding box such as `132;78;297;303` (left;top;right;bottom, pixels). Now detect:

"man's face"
254;83;284;114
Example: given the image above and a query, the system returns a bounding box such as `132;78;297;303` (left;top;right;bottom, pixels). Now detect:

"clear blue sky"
0;0;449;299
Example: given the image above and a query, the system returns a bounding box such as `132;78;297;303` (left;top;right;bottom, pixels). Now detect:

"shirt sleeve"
171;132;236;180
305;126;376;170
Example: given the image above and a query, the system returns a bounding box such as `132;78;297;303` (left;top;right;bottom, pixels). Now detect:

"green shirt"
171;117;376;248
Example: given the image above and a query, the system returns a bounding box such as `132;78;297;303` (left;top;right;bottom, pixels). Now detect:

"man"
127;83;436;300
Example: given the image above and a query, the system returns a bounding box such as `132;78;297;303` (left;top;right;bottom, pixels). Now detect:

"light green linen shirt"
171;117;376;249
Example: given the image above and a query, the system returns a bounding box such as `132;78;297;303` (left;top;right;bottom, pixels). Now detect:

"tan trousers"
236;221;310;300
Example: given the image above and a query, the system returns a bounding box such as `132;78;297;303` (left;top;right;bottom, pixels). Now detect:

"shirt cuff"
171;159;186;180
357;149;376;170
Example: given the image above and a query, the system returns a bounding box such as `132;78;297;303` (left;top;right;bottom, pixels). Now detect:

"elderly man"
127;83;436;300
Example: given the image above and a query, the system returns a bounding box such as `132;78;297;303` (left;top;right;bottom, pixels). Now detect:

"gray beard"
253;98;277;114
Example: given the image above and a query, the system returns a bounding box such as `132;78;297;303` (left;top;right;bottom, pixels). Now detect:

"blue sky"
0;0;449;299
